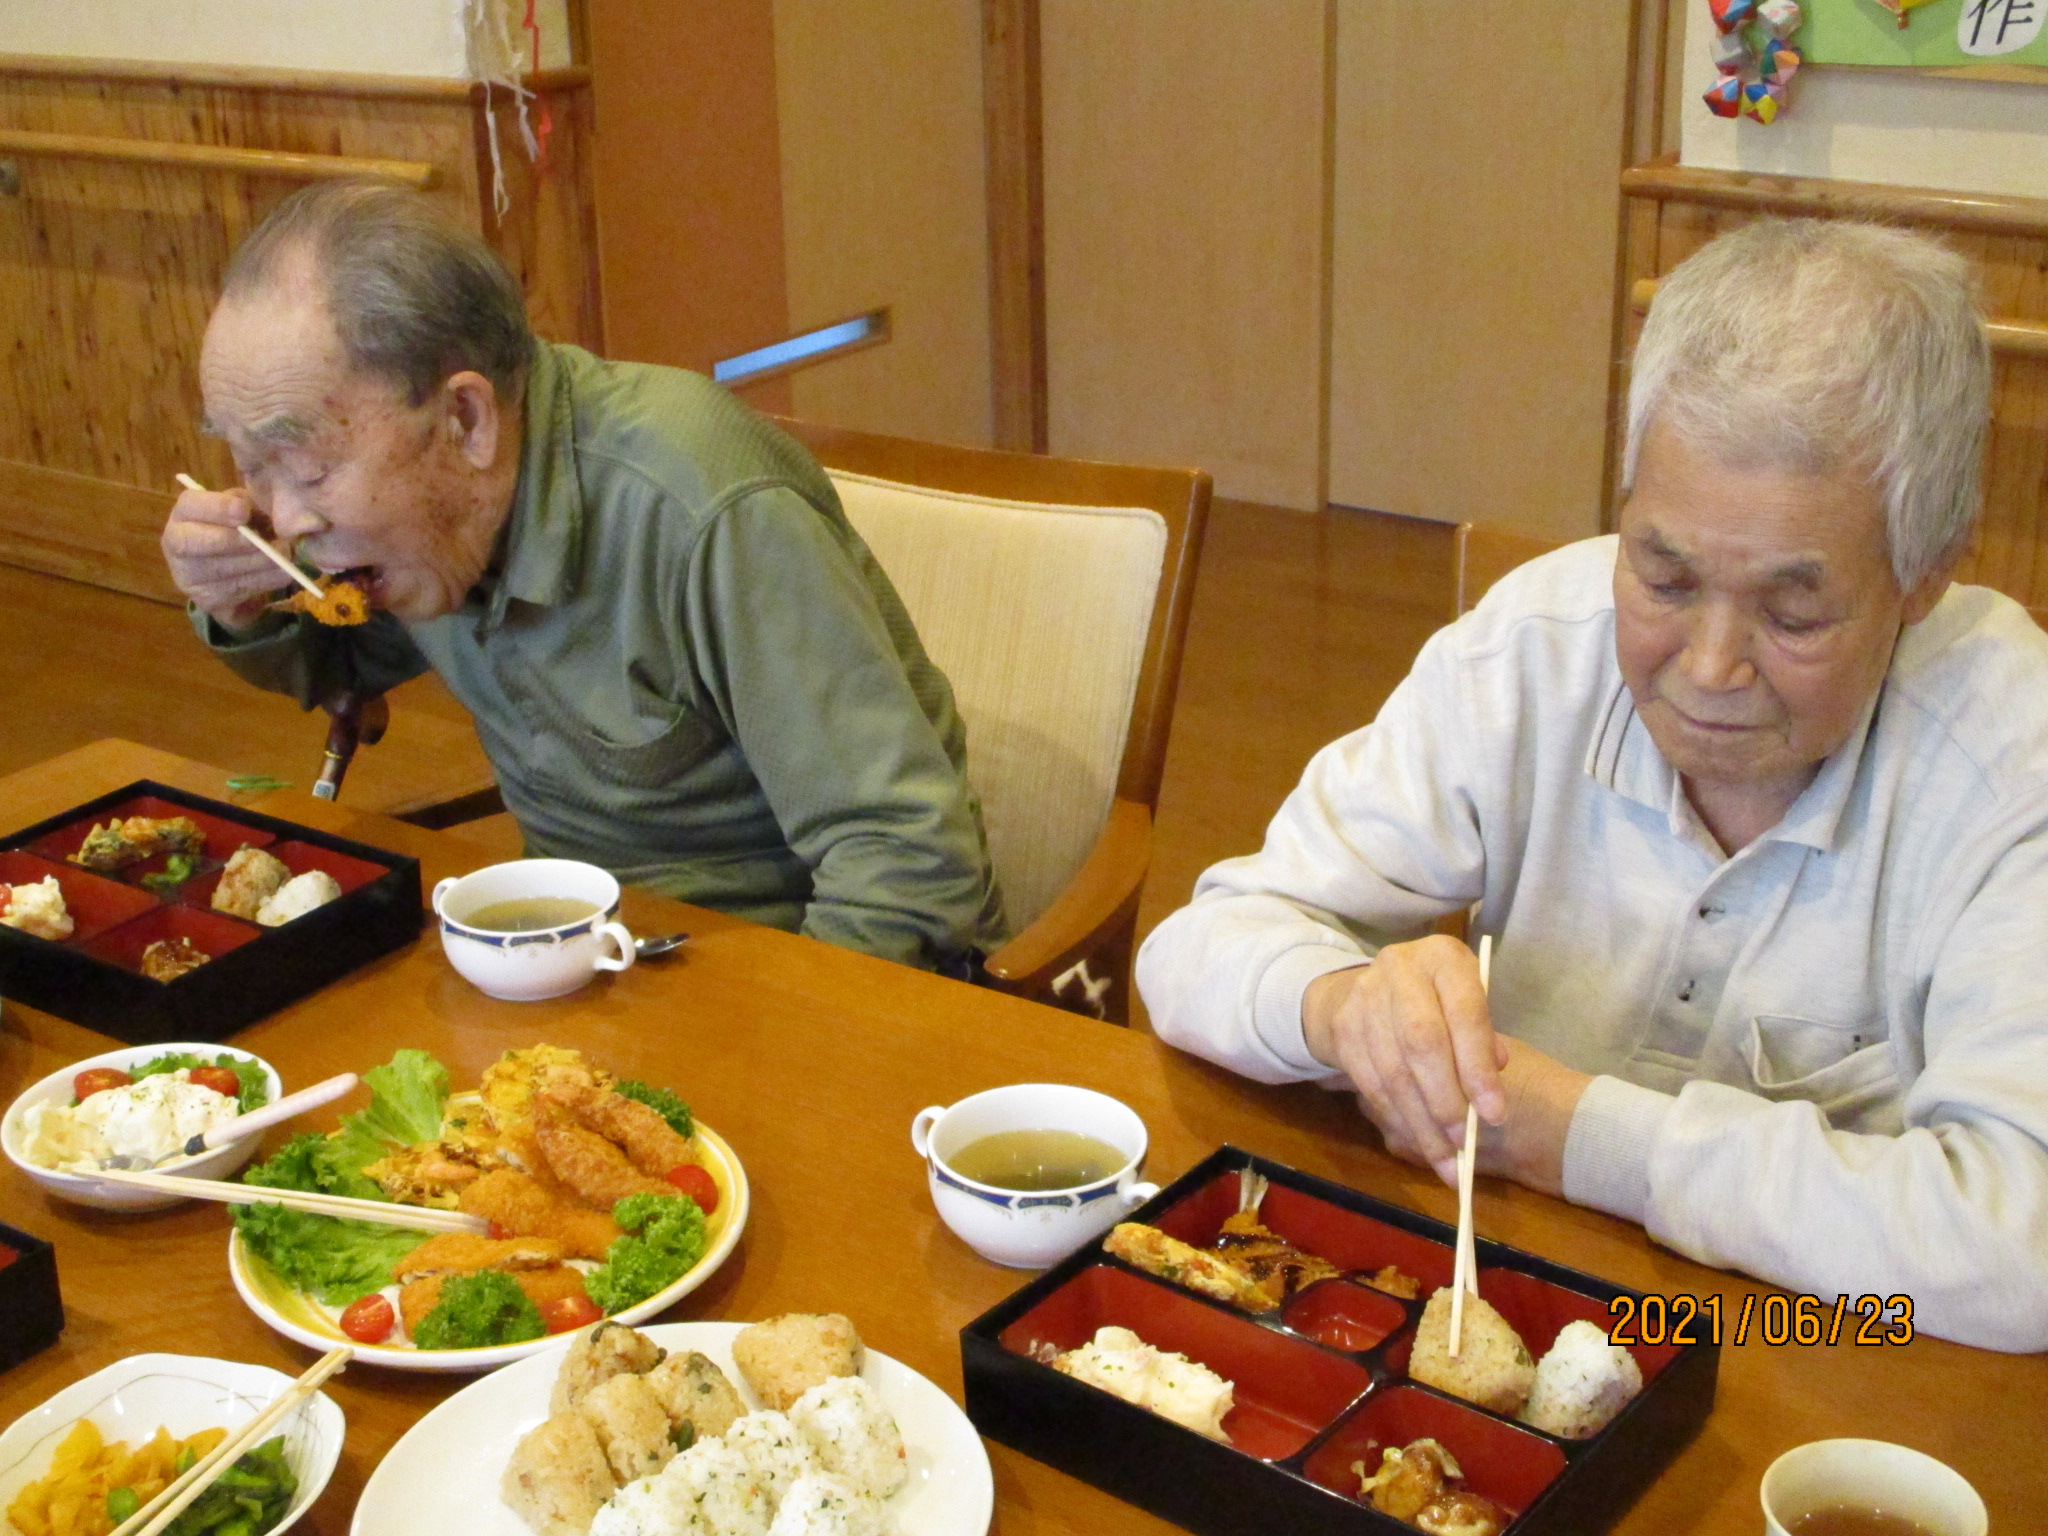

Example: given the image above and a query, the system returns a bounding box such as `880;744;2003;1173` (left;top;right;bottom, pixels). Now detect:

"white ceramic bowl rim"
435;859;623;939
919;1083;1148;1197
1;1040;284;1191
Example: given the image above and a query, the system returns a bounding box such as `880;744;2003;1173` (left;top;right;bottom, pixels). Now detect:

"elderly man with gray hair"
161;181;1003;971
1139;219;2048;1350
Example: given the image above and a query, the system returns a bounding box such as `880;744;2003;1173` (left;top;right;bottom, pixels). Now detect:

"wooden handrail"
0;128;437;188
1621;161;2048;241
0;53;589;100
1629;278;2048;362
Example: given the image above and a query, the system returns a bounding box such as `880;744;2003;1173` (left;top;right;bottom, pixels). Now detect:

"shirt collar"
480;340;582;628
1585;671;1884;855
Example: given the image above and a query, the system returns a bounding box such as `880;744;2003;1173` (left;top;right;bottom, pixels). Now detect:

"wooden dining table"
1;740;2037;1535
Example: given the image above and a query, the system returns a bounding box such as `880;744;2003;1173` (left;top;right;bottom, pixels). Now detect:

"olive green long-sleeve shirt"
198;341;1004;969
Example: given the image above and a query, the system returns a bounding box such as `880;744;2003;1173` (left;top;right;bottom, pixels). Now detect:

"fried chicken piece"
1365;1263;1423;1301
546;1083;697;1179
211;845;290;921
577;1372;676;1484
643;1351;746;1441
394;1231;564;1282
124;816;204;857
1212;1210;1341;1309
282;576;371;626
482;1046;604;1176
536;1110;673;1209
1356;1438;1458;1523
461;1169;623;1261
552;1320;667;1414
518;1265;595;1312
1104;1222;1277;1313
502;1411;615;1536
1417;1490;1511;1536
140;936;211;982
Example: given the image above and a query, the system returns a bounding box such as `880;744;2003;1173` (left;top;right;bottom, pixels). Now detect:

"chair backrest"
774;418;1210;931
1452;522;1565;622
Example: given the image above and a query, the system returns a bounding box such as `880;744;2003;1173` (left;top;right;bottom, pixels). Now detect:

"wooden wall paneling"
1040;0;1329;511
0;60;597;604
772;0;995;449
473;75;603;354
982;0;1047;454
1616;167;2048;613
1327;0;1634;542
584;0;790;414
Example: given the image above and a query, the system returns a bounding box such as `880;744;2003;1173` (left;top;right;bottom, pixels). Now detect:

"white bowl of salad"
2;1041;280;1210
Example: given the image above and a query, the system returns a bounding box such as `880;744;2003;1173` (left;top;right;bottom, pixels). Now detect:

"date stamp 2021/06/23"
1609;1292;1916;1347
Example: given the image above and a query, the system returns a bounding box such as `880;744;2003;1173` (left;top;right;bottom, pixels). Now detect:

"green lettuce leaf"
343;1049;449;1149
234;1132;417;1305
130;1050;270;1114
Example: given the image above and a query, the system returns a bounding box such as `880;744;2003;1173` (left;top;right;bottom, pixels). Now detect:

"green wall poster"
1800;0;2048;68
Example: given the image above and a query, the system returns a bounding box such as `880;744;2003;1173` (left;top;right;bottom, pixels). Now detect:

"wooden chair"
1450;521;1563;621
370;419;1210;1022
774;417;1209;1023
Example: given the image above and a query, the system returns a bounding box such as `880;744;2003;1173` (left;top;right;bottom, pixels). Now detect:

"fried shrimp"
459;1169;623;1260
536;1110;674;1209
546;1083;697;1179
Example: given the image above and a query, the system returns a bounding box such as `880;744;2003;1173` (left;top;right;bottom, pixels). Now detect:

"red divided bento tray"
0;780;421;1044
961;1147;1717;1536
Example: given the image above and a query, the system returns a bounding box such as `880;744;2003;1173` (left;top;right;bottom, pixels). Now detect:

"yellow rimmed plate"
227;1122;748;1372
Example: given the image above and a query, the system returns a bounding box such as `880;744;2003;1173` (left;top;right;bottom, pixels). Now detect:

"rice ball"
1519;1319;1642;1439
1408;1287;1536;1417
725;1410;826;1511
655;1439;774;1536
256;868;343;926
590;1472;707;1536
764;1472;894;1536
787;1377;907;1501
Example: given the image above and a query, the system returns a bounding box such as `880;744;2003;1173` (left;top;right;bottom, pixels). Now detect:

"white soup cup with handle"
432;859;635;1002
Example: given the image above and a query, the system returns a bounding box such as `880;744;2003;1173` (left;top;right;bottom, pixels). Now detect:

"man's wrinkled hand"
160;484;281;632
1302;934;1509;1187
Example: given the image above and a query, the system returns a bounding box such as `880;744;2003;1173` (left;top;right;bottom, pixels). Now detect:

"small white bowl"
433;859;636;1002
0;1352;343;1535
2;1041;284;1211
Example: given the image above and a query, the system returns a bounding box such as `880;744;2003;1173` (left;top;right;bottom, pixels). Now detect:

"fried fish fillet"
394;1232;564;1282
1104;1222;1276;1312
459;1170;623;1260
536;1111;673;1209
546;1083;697;1179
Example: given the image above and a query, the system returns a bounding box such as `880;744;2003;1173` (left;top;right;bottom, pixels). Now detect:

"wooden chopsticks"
1448;932;1491;1359
107;1347;350;1536
174;472;323;597
89;1167;488;1234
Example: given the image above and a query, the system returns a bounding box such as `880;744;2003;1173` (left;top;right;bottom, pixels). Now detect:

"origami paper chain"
1703;0;1803;125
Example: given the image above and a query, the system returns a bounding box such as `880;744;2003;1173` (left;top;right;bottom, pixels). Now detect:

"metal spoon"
634;932;690;958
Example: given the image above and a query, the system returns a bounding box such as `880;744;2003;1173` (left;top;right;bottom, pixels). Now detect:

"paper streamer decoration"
1703;0;1803;124
1873;0;1939;27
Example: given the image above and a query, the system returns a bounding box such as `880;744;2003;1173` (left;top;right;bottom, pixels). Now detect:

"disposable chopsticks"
174;472;323;597
107;1347;351;1536
1448;932;1491;1359
89;1168;488;1234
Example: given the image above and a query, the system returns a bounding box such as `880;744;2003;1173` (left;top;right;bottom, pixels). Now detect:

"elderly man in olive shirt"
161;182;1003;971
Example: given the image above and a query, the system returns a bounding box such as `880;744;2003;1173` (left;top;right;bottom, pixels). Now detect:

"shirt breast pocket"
1745;1013;1901;1131
561;704;725;791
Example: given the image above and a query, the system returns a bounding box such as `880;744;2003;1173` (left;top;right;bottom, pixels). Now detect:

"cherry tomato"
541;1294;604;1334
73;1068;132;1101
664;1163;719;1213
339;1293;395;1344
188;1066;243;1100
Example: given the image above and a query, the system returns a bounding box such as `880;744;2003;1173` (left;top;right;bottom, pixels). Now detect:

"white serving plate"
352;1321;994;1536
228;1122;750;1372
0;1353;343;1534
1;1042;283;1211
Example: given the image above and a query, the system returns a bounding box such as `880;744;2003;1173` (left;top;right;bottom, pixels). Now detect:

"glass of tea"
432;858;636;1001
1761;1439;1986;1536
910;1083;1158;1268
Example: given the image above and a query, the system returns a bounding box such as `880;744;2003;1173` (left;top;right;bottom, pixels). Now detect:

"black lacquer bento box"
961;1146;1717;1536
0;780;422;1044
0;1219;64;1373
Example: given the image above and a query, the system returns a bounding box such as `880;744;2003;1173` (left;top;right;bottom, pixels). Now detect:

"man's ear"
1901;540;1965;627
443;371;501;470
